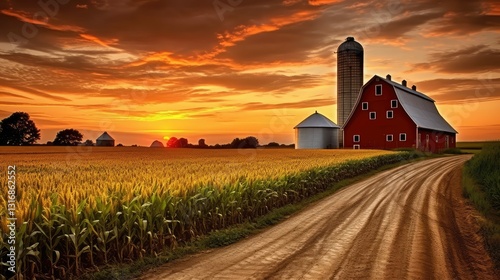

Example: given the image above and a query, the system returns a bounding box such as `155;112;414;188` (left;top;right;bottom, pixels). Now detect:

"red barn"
343;74;457;152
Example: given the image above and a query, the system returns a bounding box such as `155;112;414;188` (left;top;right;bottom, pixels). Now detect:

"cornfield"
0;147;414;279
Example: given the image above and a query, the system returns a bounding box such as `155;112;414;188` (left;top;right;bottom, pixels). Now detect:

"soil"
140;155;498;279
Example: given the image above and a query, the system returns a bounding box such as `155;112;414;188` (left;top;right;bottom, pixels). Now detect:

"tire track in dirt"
140;155;497;280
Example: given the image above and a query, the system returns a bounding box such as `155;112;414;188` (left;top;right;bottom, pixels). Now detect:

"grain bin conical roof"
150;140;164;148
294;111;340;128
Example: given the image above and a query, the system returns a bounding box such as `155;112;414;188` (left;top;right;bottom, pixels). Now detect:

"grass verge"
462;142;500;270
81;153;426;280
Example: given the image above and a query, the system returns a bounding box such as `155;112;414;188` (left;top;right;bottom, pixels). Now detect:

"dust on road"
140;155;497;279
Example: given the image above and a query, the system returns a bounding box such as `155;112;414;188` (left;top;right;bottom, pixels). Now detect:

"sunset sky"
0;0;499;146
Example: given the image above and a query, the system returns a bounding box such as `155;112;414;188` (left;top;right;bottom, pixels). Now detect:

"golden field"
0;146;392;223
1;146;410;278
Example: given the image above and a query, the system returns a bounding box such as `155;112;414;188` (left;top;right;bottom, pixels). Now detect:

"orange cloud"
208;9;319;61
482;1;500;15
1;9;85;33
308;0;343;6
79;34;118;48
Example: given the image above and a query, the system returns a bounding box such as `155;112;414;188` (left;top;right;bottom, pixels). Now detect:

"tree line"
0;112;293;148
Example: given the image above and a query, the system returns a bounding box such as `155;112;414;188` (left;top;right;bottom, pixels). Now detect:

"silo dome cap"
294;111;340;128
337;37;363;52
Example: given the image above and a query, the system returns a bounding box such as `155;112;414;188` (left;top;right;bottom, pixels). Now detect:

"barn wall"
417;128;456;152
344;78;416;149
295;128;338;149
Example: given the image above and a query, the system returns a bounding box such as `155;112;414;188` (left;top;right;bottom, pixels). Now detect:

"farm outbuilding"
294;111;340;149
96;132;115;147
150;140;164;148
343;74;457;152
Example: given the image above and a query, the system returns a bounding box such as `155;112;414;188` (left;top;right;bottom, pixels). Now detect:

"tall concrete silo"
337;37;363;147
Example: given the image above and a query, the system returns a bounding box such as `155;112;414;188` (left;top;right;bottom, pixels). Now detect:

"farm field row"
457;141;497;150
1;147;393;221
0;147;410;278
456;141;499;154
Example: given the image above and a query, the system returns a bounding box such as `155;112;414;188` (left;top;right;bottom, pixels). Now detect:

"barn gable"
342;75;457;151
343;75;457;135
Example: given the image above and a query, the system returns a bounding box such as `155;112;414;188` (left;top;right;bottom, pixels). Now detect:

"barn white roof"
97;132;114;141
294;111;340;128
383;77;457;134
394;87;457;134
386;79;434;102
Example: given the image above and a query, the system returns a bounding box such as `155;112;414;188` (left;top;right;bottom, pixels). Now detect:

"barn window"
362;102;368;110
387;134;393;142
391;100;398;108
369;112;376;120
400;133;407;141
436;135;439;142
353;135;360;142
426;134;429;140
353;144;360;149
452;138;454;143
387;110;393;119
375;85;382;96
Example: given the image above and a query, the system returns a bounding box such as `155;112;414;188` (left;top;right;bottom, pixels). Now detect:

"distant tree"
178;138;189;148
243;136;259;148
167;137;179;148
230;137;241;148
0;112;40;145
53;129;83;146
46;141;54;146
198;138;207;148
84;139;94;146
117;143;123;147
266;142;280;147
131;144;138;147
230;136;259;149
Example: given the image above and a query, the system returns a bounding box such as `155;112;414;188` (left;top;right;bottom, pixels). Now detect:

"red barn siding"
343;75;457;152
417;128;456;152
344;78;416;149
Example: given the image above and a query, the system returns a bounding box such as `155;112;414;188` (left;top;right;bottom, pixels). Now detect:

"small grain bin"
96;132;115;147
294;111;340;149
150;140;164;148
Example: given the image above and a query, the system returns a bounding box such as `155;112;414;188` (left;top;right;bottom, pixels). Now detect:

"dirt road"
141;155;497;279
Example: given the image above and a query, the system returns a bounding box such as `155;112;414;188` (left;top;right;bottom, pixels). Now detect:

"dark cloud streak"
411;45;500;73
